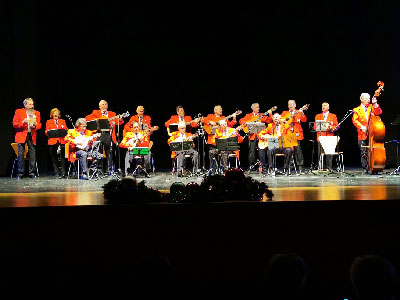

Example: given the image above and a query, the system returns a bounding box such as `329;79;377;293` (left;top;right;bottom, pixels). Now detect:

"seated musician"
258;113;293;175
65;118;97;180
165;105;201;137
314;102;338;171
120;122;151;177
86;99;124;173
239;103;272;170
210;120;243;170
203;105;238;167
167;122;199;176
45;108;68;178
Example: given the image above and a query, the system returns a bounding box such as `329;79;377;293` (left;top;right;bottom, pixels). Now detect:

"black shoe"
28;174;36;178
17;174;24;179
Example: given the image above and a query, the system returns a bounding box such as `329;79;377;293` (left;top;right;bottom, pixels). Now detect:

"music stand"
87;119;110;131
47;129;68;139
129;147;150;177
169;141;193;152
216;137;240;151
246;122;266;134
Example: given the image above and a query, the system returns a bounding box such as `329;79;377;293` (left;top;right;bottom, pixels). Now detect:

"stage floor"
1;168;400;207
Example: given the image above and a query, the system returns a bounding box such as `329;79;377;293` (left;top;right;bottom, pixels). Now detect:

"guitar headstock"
302;104;310;111
121;111;130;118
235;110;242;116
271;106;277;112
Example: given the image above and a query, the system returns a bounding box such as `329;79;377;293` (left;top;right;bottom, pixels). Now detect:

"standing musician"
86;99;124;173
124;105;152;133
210;120;243;170
281;100;307;173
65;118;98;180
168;122;199;176
314;102;338;171
120;122;151;177
165;105;201;137
352;92;382;173
258;113;293;174
45;108;68;178
203;105;238;167
239;103;273;170
12;98;42;179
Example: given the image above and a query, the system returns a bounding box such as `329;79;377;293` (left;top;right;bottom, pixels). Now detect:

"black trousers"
292;140;304;168
100;131;113;172
268;147;292;170
18;132;36;176
358;140;368;169
49;143;66;176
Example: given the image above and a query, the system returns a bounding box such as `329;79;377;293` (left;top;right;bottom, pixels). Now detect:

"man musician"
281;100;307;173
239;103;273;170
45;108;68;178
12;98;42;179
210;120;243;170
314;102;338;171
65;118;98;180
86;99;124;173
124;105;152;133
352;92;382;173
120;122;151;177
258;113;293;175
168;122;199;176
203;105;238;167
165;105;201;136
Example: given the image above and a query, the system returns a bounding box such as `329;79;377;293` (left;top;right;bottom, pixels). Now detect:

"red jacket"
12;108;42;145
203;114;237;144
124;115;152;132
352;104;383;140
239;113;272;141
281;110;307;140
45;119;68;145
120;131;150;148
314;112;338;141
86;110;124;144
64;128;96;162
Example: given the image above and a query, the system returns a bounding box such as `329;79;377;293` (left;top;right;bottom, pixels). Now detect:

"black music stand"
47;129;68;139
130;147;150;177
245;123;267;173
216;137;240;151
169;141;193;152
86;119;110;131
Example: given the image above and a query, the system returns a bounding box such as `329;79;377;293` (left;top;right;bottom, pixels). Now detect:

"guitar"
126;127;156;149
204;110;242;134
258;125;298;150
282;104;310;123
243;106;278;133
75;133;101;150
108;111;130;123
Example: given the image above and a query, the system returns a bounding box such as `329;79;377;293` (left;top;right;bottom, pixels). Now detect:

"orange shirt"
281;110;307;140
314;112;338;141
45;119;68;145
239;112;272;140
352;104;382;140
120;131;150;148
203;114;237;144
12;108;42;145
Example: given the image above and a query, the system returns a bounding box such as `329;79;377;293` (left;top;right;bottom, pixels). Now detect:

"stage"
1;168;400;207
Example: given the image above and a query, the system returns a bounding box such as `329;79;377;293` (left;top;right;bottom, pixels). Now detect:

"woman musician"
45;108;68;178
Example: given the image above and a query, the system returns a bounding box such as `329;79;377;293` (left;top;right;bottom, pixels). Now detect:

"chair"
318;136;344;172
10;143;39;178
228;153;240;168
270;149;296;176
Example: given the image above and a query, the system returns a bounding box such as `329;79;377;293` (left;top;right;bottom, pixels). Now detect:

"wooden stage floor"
1;168;400;207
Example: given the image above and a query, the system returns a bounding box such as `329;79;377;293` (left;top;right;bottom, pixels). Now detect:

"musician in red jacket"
281;100;307;173
352;93;383;172
12;98;42;178
45;108;68;178
314;102;338;171
164;105;201;136
86;99;123;173
124;105;152;133
239;103;272;169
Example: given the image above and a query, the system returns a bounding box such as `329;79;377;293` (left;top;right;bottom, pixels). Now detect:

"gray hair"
75;118;87;127
23;98;33;106
360;93;370;100
251;103;259;109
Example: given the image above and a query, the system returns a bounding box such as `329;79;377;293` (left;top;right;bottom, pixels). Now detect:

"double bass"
366;81;385;173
